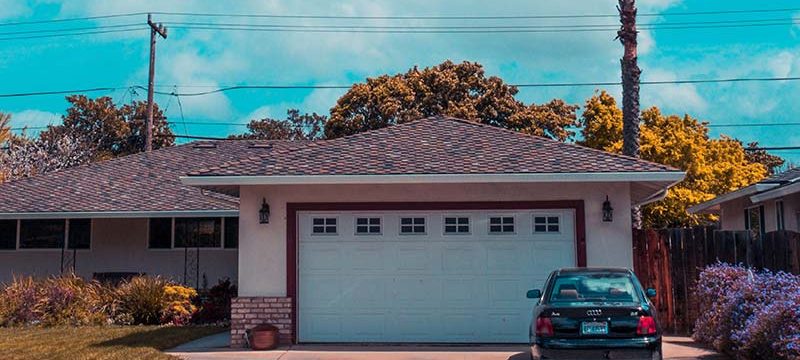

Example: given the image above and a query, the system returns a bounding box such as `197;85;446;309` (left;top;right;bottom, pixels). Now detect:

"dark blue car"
528;268;662;360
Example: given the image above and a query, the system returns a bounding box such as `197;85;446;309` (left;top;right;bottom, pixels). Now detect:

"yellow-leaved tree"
579;91;769;228
0;112;10;182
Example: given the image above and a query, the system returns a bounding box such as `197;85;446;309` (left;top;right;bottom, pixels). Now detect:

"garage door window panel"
444;216;470;235
400;217;426;235
355;217;381;235
489;216;515;234
312;217;338;235
534;215;561;233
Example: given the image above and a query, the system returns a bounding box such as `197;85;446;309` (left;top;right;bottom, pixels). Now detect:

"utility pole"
618;0;641;158
146;14;167;152
618;0;643;228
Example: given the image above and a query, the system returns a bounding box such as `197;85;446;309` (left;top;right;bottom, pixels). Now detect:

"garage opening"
297;208;577;343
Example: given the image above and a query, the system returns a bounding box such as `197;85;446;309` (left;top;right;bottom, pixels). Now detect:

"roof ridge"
429;116;679;171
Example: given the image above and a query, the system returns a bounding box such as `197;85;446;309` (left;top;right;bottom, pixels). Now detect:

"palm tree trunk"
618;0;643;228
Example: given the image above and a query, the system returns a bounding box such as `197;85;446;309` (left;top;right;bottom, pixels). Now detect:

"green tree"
743;141;785;175
580;91;772;227
326;60;578;140
231;109;326;140
40;95;174;161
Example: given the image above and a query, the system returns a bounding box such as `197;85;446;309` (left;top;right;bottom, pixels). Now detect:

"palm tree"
618;0;641;158
0;112;10;144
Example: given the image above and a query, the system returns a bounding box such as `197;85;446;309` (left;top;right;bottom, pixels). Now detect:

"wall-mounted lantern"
259;198;270;224
602;195;614;222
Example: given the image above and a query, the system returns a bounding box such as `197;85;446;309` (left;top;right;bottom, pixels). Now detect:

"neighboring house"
0;140;304;286
180;116;685;345
688;167;800;234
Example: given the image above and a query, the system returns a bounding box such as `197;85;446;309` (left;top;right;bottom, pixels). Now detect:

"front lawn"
0;326;226;360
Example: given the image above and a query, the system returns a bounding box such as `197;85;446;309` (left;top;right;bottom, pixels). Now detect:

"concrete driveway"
168;334;727;360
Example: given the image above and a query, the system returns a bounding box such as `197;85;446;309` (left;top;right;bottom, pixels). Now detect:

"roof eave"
181;171;685;186
687;183;779;214
0;209;239;220
749;181;800;203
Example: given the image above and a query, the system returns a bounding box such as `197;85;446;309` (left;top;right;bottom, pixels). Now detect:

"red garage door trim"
286;200;586;343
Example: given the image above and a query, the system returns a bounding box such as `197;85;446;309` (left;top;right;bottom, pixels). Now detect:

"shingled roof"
189;116;678;177
0;140;305;215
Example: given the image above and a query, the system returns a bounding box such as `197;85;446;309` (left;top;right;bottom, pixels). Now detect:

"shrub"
193;278;237;324
36;275;112;326
115;276;169;325
0;276;39;326
162;285;197;325
693;263;800;360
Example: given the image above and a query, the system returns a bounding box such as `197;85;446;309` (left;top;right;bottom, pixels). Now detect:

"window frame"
354;216;382;236
443;215;471;235
533;214;562;234
67;218;93;250
311;217;339;236
148;217;237;251
0;219;19;251
16;219;64;251
399;216;427;235
488;215;516;234
744;205;765;237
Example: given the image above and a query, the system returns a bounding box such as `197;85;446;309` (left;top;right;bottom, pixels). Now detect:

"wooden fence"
632;228;800;334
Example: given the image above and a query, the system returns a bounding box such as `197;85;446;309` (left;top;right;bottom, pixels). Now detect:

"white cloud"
767;51;795;78
641;69;706;112
8;109;61;135
0;0;31;20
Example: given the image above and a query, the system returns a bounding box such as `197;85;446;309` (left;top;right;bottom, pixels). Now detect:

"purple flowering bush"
693;263;800;360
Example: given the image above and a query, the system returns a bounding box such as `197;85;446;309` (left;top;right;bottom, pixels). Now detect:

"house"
0;140;305;286
179;116;685;345
688;167;800;234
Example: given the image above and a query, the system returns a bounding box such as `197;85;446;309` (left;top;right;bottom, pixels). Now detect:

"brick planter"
230;296;293;348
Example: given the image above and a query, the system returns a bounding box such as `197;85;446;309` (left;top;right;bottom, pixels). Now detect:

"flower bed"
693;263;800;360
0;274;234;327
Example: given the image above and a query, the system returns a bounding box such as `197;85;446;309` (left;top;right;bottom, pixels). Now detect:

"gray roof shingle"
189;116;678;177
0;140;305;214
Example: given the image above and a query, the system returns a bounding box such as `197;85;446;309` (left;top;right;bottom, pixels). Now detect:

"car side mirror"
526;289;542;299
646;288;657;298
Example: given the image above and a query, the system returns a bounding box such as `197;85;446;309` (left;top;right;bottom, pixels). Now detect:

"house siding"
236;182;633;298
0;217;238;284
718;191;800;232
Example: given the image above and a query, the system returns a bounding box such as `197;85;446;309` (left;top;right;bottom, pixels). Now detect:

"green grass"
0;325;226;360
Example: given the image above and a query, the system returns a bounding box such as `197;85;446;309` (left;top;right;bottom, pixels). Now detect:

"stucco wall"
237;182;633;297
0;218;238;285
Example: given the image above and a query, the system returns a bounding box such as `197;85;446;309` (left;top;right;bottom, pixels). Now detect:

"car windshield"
548;273;640;303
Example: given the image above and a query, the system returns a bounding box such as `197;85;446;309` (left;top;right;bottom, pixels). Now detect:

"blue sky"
1;0;800;163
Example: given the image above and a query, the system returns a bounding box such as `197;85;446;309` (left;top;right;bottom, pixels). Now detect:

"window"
19;219;65;249
224;217;238;249
0;220;16;250
744;206;765;238
489;216;515;234
355;217;381;235
400;217;426;234
148;218;172;249
312;218;337;234
444;216;470;234
534;216;560;233
174;217;221;248
776;201;785;231
68;219;91;249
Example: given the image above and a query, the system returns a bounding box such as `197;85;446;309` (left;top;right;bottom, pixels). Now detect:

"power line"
4;75;800;99
0;27;148;41
709;122;800;128
0;23;142;36
0;12;148;27
3;6;800;28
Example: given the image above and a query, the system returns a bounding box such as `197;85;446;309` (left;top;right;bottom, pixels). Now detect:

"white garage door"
298;209;576;343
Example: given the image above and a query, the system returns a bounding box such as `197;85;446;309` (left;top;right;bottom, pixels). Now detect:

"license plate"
581;321;609;335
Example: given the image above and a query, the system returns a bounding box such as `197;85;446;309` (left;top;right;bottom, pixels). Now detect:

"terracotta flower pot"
248;324;279;350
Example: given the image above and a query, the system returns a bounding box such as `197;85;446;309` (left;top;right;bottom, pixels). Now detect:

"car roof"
553;267;633;275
